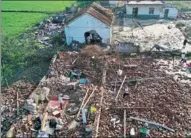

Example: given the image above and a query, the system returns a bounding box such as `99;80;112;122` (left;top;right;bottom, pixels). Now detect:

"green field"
2;1;73;11
2;12;48;37
2;1;74;37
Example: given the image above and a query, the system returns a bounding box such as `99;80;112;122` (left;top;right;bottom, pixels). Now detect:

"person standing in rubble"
87;35;91;44
181;51;186;63
123;86;130;98
58;94;63;110
183;38;188;49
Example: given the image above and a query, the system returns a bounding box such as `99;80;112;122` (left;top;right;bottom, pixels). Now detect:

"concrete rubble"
113;20;191;53
2;45;191;137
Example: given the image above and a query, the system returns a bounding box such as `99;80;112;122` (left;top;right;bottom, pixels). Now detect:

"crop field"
2;1;74;37
2;12;48;37
2;1;73;11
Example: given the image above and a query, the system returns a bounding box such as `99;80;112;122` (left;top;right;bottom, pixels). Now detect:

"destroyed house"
64;2;114;46
126;0;178;19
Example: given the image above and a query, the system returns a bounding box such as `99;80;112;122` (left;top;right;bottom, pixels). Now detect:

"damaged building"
64;2;114;46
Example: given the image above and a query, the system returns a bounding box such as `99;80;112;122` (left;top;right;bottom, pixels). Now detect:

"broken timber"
102;62;108;85
83;86;97;108
124;110;126;138
76;88;89;118
115;75;127;101
110;76;166;84
110;106;154;109
95;87;104;138
129;116;175;132
41;112;48;132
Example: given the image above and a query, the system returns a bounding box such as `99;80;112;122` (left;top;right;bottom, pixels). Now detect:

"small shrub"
176;22;185;28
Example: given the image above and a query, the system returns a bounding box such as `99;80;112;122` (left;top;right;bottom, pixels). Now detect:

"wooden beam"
110;106;154;109
102;62;108;85
16;91;19;116
110;77;166;84
124;110;126;138
41;112;48;132
115;75;127;101
95;87;104;138
76;88;89;118
83;86;97;108
129;116;175;132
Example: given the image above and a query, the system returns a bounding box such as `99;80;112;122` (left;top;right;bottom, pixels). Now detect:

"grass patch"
2;12;48;37
2;1;74;37
2;1;74;11
171;1;191;11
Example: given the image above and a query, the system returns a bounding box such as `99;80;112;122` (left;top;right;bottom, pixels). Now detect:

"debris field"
2;45;191;138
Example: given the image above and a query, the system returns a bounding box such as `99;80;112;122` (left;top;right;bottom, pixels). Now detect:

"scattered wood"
76;88;89;118
102;62;107;85
16;91;19;116
129;116;175;132
95;87;104;138
72;58;78;65
111;106;154;109
110;77;166;84
115;75;127;101
41;112;48;132
124;110;126;138
83;86;97;108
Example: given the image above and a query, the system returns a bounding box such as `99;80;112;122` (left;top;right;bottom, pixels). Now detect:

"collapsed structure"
2;45;191;138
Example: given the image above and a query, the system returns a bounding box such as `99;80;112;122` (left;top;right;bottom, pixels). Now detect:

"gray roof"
127;1;163;5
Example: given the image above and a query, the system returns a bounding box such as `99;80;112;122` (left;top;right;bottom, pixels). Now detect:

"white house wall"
109;1;118;7
65;13;111;45
126;5;163;16
161;7;178;18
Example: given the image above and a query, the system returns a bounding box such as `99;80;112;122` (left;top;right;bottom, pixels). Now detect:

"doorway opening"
164;9;169;18
132;7;138;18
84;30;102;44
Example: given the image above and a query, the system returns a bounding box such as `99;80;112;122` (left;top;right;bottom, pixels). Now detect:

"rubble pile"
3;49;191;137
1;80;36;136
113;23;191;52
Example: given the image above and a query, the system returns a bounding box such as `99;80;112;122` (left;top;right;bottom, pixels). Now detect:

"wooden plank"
76;88;89;118
41;112;48;132
124;110;126;138
115;75;127;101
83;86;97;108
129;116;175;132
111;106;154;109
95;87;104;138
16;91;19;116
102;63;108;85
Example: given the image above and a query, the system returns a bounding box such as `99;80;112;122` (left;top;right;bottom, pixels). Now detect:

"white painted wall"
65;13;111;45
160;7;178;18
109;1;118;7
126;5;163;15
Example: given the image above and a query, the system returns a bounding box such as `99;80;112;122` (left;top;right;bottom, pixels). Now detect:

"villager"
181;52;186;63
183;39;187;47
87;36;91;44
123;86;129;98
58;94;63;110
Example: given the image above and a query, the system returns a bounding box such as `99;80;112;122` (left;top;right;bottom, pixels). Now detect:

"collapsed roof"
65;2;114;26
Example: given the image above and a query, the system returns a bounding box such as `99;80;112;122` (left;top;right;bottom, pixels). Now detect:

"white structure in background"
64;2;114;46
109;1;118;7
126;0;178;19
